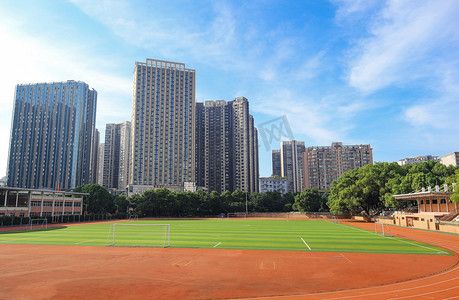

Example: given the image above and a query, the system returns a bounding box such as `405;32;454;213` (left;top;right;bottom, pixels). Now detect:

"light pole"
245;191;248;218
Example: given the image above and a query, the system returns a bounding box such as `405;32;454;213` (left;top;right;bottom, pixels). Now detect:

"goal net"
106;223;170;247
374;222;394;237
29;218;48;230
128;214;139;221
331;216;339;224
227;212;246;218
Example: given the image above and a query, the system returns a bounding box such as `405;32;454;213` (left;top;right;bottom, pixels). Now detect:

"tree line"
328;160;459;216
74;184;329;217
74;160;459;217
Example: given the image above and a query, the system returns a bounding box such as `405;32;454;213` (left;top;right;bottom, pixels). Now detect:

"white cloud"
346;0;459;93
333;0;381;23
338;0;459;146
252;88;363;145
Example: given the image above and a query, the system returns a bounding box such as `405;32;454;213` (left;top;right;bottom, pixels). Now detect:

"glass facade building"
7;80;97;190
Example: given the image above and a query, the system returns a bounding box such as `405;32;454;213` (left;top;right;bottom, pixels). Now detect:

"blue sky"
1;0;459;178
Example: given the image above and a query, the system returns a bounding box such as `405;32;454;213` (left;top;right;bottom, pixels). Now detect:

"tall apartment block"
130;59;195;188
97;143;104;186
118;121;131;190
303;142;373;190
7;80;97;190
103;123;121;189
196;97;259;193
279;140;305;193
102;121;131;191
272;150;281;176
91;129;100;185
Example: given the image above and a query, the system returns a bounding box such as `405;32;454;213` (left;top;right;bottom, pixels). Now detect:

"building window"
426;200;430;204
432;199;438;204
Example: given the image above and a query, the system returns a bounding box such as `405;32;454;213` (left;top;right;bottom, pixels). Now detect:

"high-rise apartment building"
102;121;131;191
303;142;373;190
279;140;305;193
97;143;104;186
196;97;259;193
118;121;131;190
272;150;281;176
130;59;195;188
103;123;121;189
7;80;97;190
91;129;100;184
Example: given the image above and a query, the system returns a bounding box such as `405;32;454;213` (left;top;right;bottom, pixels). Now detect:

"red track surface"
0;220;457;299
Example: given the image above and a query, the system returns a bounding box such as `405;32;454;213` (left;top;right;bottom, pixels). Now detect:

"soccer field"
0;219;451;255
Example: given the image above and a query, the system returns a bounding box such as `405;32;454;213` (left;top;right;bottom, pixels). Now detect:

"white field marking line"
213;242;221;248
443;296;459;300
74;240;94;244
340;253;352;263
300;238;311;250
242;228;459;300
386;285;459;300
0;234;64;243
385;235;449;254
335;223;448;254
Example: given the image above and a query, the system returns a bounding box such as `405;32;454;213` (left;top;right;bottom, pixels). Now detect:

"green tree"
446;170;459;203
74;184;114;214
114;193;130;214
293;188;322;212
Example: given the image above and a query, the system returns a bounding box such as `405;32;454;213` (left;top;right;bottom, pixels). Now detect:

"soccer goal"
331;216;339;224
29;218;48;230
128;214;139;221
227;212;245;218
106;223;170;247
374;222;394;237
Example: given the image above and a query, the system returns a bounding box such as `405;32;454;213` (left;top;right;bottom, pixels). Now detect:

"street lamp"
245;191;248;218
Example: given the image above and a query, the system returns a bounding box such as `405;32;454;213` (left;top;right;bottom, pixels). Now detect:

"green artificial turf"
0;219;452;255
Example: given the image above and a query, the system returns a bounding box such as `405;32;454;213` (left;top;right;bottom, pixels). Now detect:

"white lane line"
340;253;353;263
213;242;221;248
300;238;311;250
74;240;94;244
245;276;459;300
387;285;459;300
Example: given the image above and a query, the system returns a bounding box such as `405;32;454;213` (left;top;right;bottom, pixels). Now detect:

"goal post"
29;218;48;230
331;216;339;224
128;214;139;221
106;223;170;248
374;222;394;237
